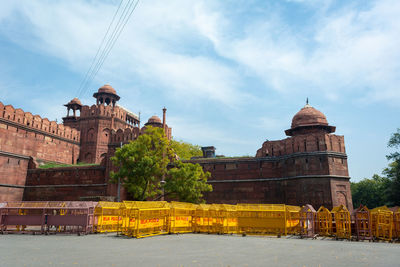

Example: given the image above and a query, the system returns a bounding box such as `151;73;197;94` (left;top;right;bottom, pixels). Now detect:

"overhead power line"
76;0;140;98
75;0;124;98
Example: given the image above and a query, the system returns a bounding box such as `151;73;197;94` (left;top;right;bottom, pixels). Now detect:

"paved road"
0;233;398;267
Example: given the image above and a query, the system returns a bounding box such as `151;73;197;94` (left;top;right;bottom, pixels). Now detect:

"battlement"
80;104;139;127
0;101;80;142
256;132;345;157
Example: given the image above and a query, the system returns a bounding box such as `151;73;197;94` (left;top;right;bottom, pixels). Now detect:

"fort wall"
0;101;80;163
23;165;107;201
192;148;352;210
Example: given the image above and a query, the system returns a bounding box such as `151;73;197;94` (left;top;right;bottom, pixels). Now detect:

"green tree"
351;175;391;208
165;161;212;203
110;126;171;200
351;128;400;208
170;139;202;160
110;126;212;202
384;128;400;205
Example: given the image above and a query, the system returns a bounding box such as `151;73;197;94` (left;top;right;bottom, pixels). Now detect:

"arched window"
87;128;95;141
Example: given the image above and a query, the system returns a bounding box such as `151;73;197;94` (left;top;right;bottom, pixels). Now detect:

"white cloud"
188;0;400;105
0;0;244;107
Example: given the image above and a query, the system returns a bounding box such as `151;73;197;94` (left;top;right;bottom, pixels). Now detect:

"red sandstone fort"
0;85;352;210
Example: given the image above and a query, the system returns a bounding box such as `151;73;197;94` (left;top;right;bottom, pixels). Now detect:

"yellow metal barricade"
316;206;332;236
286;205;301;235
168;202;196;234
194;204;212;233
354;205;372;240
331;205;351;240
94;201;123;233
371;206;393;241
219;204;238;234
123;201;169;238
209;204;223;234
392;207;400;240
237;204;287;236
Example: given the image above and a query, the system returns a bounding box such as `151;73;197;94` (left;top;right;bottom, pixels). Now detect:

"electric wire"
78;0;135;98
75;0;124;98
76;0;139;98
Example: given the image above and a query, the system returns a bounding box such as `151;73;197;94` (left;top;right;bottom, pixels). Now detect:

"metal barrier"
94;201;124;233
299;204;317;238
371;206;393;241
208;204;223;234
208;204;238;234
237;204;287;236
0;201;96;235
168;202;196;234
392;207;400;240
354;205;372;241
316;206;332;236
193;204;212;233
219;204;238;234
122;201;169;238
45;201;96;234
286;205;301;235
331;205;351;240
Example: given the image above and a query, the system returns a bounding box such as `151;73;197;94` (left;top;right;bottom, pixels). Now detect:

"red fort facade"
191;102;352;210
0;87;352;210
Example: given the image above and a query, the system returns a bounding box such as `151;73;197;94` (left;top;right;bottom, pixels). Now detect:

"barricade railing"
286;205;301;235
371;206;393;241
219;204;238;234
122;201;169;238
208;204;238;234
331;205;351;240
299;204;317;238
94;201;124;233
168;202;196;234
316;206;332;236
392;207;400;240
193;204;212;233
209;204;223;234
3;201;400;241
0;201;96;235
237;204;287;236
354;205;372;241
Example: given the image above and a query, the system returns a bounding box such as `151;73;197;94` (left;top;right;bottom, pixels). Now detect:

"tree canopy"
170;139;202;160
110;126;212;203
351;128;400;208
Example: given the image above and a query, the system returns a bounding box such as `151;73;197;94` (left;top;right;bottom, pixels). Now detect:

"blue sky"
0;0;399;181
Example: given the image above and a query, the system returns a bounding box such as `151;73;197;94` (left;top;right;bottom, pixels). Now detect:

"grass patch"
38;162;100;169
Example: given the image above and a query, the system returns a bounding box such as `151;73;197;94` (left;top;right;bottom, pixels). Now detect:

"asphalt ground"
0;233;399;267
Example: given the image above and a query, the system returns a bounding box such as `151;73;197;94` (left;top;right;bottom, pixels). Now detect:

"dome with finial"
98;84;117;95
67;98;82;106
93;84;120;102
291;104;328;129
285;99;335;136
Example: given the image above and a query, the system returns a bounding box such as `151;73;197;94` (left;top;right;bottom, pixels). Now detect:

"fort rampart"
0;102;80;201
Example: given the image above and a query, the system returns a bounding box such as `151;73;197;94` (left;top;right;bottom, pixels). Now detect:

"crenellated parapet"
0;101;80;143
79;104;139;128
256;133;345;157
